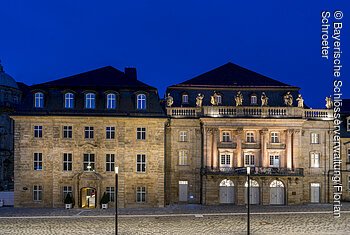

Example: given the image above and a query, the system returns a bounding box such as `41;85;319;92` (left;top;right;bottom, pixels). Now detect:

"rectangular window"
34;126;42;138
85;127;94;139
179;131;188;142
136;154;146;172
33;185;42;201
310;152;320;168
63;186;72;201
244;154;255;166
106;127;115;139
347;119;350;131
63;153;72;171
63;126;72;139
136;127;146;140
220;154;231;167
106;187;115;202
251;95;257;105
106;154;115;172
246;132;255;143
348;176;350;190
136;186;146;203
182;94;188;104
106;93;116;109
311;133;320;144
347;149;350;163
83;153;95;171
271;132;279;143
217;95;222;104
269;155;280;167
179;150;188;165
34;153;43;170
222;131;231;142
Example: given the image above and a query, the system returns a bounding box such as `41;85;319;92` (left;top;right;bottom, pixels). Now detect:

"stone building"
0;62;21;192
340;99;350;202
12;66;166;208
165;62;334;205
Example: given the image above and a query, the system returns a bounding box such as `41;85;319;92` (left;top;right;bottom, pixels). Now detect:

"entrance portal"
81;187;96;208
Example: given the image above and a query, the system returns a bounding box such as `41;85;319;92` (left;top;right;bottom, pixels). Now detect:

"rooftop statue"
235;91;243;106
284;92;293;107
261;92;268;106
296;94;304;108
166;93;174;107
196;93;204;107
325;96;333;109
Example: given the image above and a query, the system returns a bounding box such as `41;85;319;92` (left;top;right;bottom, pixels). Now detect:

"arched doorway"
270;180;285;205
219;179;234;204
244;179;260;205
81;187;97;208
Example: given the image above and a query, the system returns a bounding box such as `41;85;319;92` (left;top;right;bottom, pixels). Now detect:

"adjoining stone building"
0;62;21;194
165;62;334;205
12;66;166;208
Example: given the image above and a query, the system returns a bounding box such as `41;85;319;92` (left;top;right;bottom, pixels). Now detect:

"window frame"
222;131;231;142
34;92;44;108
136;127;146;140
182;94;189;104
310;152;320;168
84;126;94;139
33;185;43;201
311;133;320;144
85;93;96;109
269;155;280;167
246;132;255;143
83;153;95;171
136;186;146;203
137;94;146;110
250;95;257;105
63;186;72;201
271;132;280;143
220;154;231;167
34;125;43;138
179;150;188;166
106;187;115;202
105;154;115;172
34;152;43;171
64;93;74;109
136;154;146;173
63;153;72;171
179;131;188;142
244;154;255;167
106;93;116;109
63;126;73;139
106;126;115;139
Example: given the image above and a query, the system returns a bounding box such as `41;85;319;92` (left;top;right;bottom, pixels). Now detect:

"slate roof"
34;66;156;90
172;62;297;88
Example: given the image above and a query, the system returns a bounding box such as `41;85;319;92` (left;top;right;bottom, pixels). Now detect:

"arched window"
137;94;146;110
219;179;234;187
64;93;74;109
270;180;284;188
85;93;95;109
34;92;44;108
106;93;116;109
245;179;259;187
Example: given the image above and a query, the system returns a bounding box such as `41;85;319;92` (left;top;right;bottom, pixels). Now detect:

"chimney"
124;67;137;81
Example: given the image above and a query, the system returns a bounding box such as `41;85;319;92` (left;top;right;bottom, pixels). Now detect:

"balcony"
218;142;237;149
267;143;286;149
242;143;260;149
202;166;304;176
166;106;333;120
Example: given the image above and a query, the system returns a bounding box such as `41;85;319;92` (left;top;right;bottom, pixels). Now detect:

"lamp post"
247;166;250;235
115;166;119;235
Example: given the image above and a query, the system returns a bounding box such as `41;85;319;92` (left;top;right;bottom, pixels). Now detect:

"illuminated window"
136;154;146;172
244;154;255;166
63;186;72;201
136;186;146;203
64;93;74;109
106;154;115;172
348;176;350;190
269;155;280;167
83;153;95;171
84;126;94;139
106;187;115;202
179;131;187;142
250;95;257;105
348;149;350;163
137;127;146;140
311;133;320;144
347;118;350;131
179;150;188;165
310;152;320;168
106;126;115;139
182;94;188;104
34;92;44;108
34;153;43;171
137;94;146;110
33;185;42;201
216;95;222;104
106;93;116;109
34;126;42;138
85;93;95;109
220;154;231;167
63;153;72;171
63;126;72;139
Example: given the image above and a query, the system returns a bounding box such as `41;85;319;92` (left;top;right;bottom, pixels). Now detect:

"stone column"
286;129;293;169
236;128;243;167
204;128;212;168
260;129;268;167
212;128;218;168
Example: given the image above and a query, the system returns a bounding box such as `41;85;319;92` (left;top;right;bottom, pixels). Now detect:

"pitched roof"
34;66;156;90
173;62;296;88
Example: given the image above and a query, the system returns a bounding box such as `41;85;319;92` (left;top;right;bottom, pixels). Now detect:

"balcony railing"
202;166;304;176
167;106;333;120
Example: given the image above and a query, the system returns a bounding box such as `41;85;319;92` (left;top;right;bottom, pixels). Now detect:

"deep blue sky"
1;0;349;108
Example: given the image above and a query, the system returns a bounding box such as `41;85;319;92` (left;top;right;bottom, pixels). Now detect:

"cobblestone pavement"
0;213;349;235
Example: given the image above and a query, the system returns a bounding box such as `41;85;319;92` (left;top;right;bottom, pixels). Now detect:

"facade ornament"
284;92;293;106
325;96;333;109
235;91;243;106
296;94;304;108
261;92;268;106
210;91;219;106
166;93;174;107
196;93;204;107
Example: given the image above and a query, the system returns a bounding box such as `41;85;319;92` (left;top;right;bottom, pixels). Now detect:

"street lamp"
247;166;250;235
115;166;119;235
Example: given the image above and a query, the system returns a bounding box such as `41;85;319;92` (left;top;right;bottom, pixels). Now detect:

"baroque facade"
8;61;349;208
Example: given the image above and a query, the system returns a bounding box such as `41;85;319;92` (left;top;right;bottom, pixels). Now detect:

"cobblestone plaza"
0;204;349;234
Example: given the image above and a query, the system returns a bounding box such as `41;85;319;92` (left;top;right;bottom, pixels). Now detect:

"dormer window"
347;118;350;131
182;94;189;104
64;93;74;109
250;95;257;105
216;95;222;104
137;94;146;110
106;93;116;109
85;93;95;109
34;92;44;108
